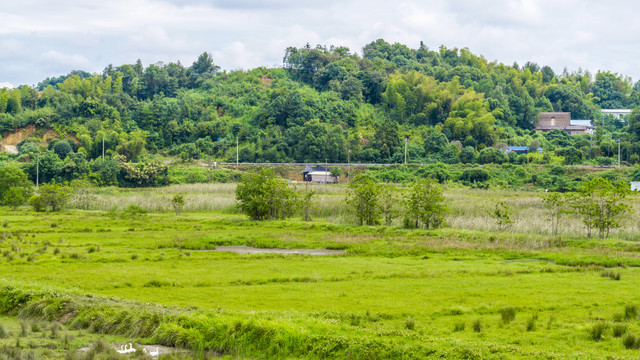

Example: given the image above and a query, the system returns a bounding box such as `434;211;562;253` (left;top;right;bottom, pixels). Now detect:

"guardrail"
219;162;396;166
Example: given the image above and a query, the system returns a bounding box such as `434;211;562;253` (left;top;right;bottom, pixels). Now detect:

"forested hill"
1;39;640;168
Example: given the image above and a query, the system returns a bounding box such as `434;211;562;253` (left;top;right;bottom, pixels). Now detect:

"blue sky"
1;0;638;88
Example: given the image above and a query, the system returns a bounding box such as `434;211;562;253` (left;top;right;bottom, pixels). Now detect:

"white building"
570;120;594;134
601;109;632;120
306;171;339;184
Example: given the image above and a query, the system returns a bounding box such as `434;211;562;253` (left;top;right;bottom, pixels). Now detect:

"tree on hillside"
477;148;507;164
236;168;299;220
189;52;220;86
52;140;73;159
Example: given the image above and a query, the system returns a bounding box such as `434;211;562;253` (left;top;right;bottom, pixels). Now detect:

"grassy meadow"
2;183;640;358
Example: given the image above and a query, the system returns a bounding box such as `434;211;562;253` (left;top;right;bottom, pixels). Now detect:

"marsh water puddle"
211;246;346;256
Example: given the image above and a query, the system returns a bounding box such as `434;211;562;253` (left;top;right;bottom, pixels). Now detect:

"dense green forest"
2;39;640;186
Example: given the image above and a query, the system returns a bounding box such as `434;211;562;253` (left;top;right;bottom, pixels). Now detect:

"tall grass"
89;183;238;212
73;183;640;241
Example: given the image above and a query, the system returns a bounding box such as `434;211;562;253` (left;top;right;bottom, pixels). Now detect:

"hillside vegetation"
2;40;640;181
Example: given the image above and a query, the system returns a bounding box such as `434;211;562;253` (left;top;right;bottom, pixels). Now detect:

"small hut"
303;165;338;183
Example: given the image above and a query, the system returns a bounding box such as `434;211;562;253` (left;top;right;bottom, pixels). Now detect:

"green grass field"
2;185;640;358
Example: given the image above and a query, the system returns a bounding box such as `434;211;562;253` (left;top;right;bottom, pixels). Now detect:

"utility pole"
404;136;408;164
102;136;105;160
325;157;328;192
236;136;239;167
36;151;40;189
347;148;351;184
590;131;593;159
618;139;621;167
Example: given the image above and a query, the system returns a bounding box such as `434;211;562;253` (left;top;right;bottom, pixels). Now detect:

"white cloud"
0;82;14;89
39;50;92;71
2;0;640;86
213;41;260;70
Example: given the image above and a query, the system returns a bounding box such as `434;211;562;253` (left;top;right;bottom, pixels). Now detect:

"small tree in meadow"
122;204;148;221
404;178;448;229
171;194;185;215
571;177;634;239
490;200;513;231
70;179;96;210
4;187;26;210
380;184;399;226
29;183;70;212
541;192;570;235
300;188;316;222
0;165;33;206
345;174;381;225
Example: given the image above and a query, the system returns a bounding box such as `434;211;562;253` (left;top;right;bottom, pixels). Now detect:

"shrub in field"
404;317;416;330
601;270;621;280
489;201;513;231
459;168;490;187
623;333;639;349
415;163;452;183
19;321;28;336
613;324;628;337
236;168;299;221
500;307;516;324
345;174;381;226
171;194;186;215
526;315;537;332
4;187;27;209
29;183;70;212
589;323;607;341
472;319;482;332
453;322;465;332
0;324;9;338
625;304;638;320
122;204;148;220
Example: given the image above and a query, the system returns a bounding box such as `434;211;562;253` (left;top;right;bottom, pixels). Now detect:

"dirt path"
211;246;346;256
